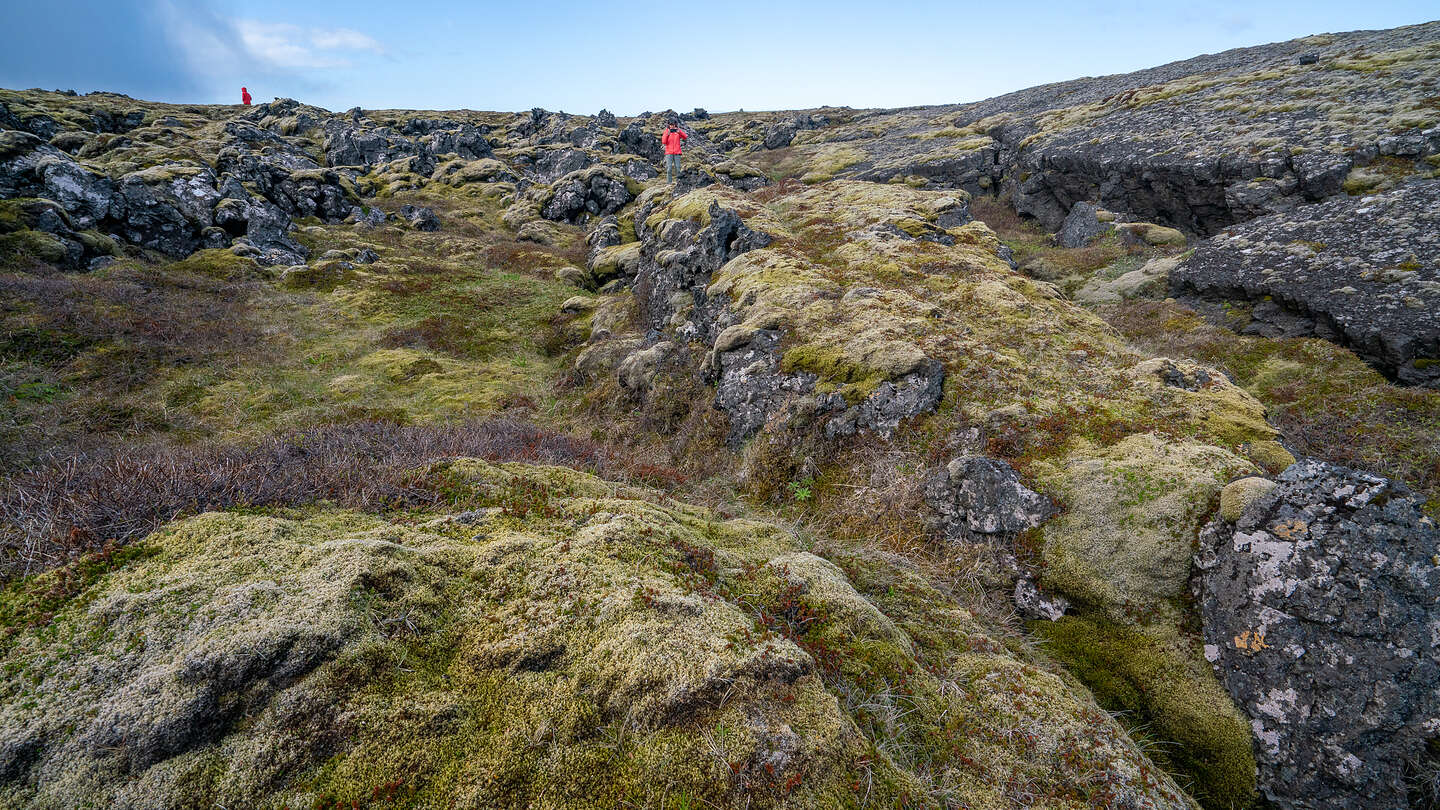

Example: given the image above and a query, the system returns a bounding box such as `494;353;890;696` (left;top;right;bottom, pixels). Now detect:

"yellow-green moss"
780;344;886;404
1034;432;1257;620
1219;476;1277;522
0;461;1196;809
1032;616;1257;809
0;229;67;265
798;145;867;184
168;248;263;280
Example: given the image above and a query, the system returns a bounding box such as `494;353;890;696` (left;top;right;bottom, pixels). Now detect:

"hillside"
1;20;1438;810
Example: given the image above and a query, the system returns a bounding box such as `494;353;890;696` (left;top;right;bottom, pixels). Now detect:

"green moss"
780;344;885;404
797;145;867;184
0;228;68;266
1034;432;1258;621
0;462;1198;809
1032;616;1257;810
0;199;34;233
591;242;643;281
168;249;263;280
894;217;930;238
1104;300;1440;516
0;130;40;160
0;544;159;652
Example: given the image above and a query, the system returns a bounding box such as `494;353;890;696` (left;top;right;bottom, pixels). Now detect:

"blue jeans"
665;154;681;182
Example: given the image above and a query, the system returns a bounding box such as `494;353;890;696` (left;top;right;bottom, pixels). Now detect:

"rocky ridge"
1;20;1439;810
1172;180;1440;386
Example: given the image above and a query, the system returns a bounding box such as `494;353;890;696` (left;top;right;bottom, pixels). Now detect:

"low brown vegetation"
0;419;685;580
1;264;264;471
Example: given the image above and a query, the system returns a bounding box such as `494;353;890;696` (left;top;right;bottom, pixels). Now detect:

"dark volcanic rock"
711;330;817;443
541;167;633;224
530;147;592;183
1055;200;1111;248
1194;459;1440;810
923;455;1057;541
818;360;944;439
398;204;439;231
618;121;663;162
631;197;771;336
1171;180;1440;387
111;165;223;256
0;131;114;228
762;123;797;150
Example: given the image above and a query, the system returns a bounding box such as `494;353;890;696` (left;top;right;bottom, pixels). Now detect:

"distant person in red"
661;121;687;183
241;87;252;106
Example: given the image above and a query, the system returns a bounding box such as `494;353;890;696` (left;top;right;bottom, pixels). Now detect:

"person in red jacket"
661;121;687;183
241;87;252;106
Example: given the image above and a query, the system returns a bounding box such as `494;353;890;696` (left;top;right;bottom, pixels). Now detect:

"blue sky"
1;1;1435;114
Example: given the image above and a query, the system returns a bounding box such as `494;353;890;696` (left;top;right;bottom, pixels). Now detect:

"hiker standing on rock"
662;121;687;183
241;87;252;105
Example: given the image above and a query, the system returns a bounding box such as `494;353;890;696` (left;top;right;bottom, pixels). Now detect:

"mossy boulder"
1218;476;1276;522
1034;432;1258;620
279;259;356;290
0;461;1196;809
1116;222;1187;247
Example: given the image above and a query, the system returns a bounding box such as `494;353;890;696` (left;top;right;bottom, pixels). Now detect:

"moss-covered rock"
0;461;1195;809
1031;616;1257;809
1034;432;1257;620
1218;476;1276;522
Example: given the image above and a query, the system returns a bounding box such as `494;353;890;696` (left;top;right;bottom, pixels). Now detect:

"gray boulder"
1055;201;1111;248
542;167;633;224
321;118;410;168
217;194;308;266
1194;459;1440;809
0;131;114;228
923;456;1057;541
111;165;223;257
618;121;662;162
420;124;492;160
711;330;817;444
530;147;592;183
762;123;797;150
819;361;945;440
398;204;439;232
0;198;116;268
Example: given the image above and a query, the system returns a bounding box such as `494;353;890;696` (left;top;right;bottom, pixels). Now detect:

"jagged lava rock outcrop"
695;22;1439;235
1172;179;1440;387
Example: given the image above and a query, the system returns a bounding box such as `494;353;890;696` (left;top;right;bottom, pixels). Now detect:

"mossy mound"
1026;432;1261;808
0;461;1194;809
1031;617;1256;809
1033;432;1258;620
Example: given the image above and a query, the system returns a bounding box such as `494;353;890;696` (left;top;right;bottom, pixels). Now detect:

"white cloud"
235;19;384;70
310;28;384;53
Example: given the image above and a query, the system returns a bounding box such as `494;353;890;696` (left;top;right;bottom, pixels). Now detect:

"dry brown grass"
0;264;266;472
0;419;687;580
